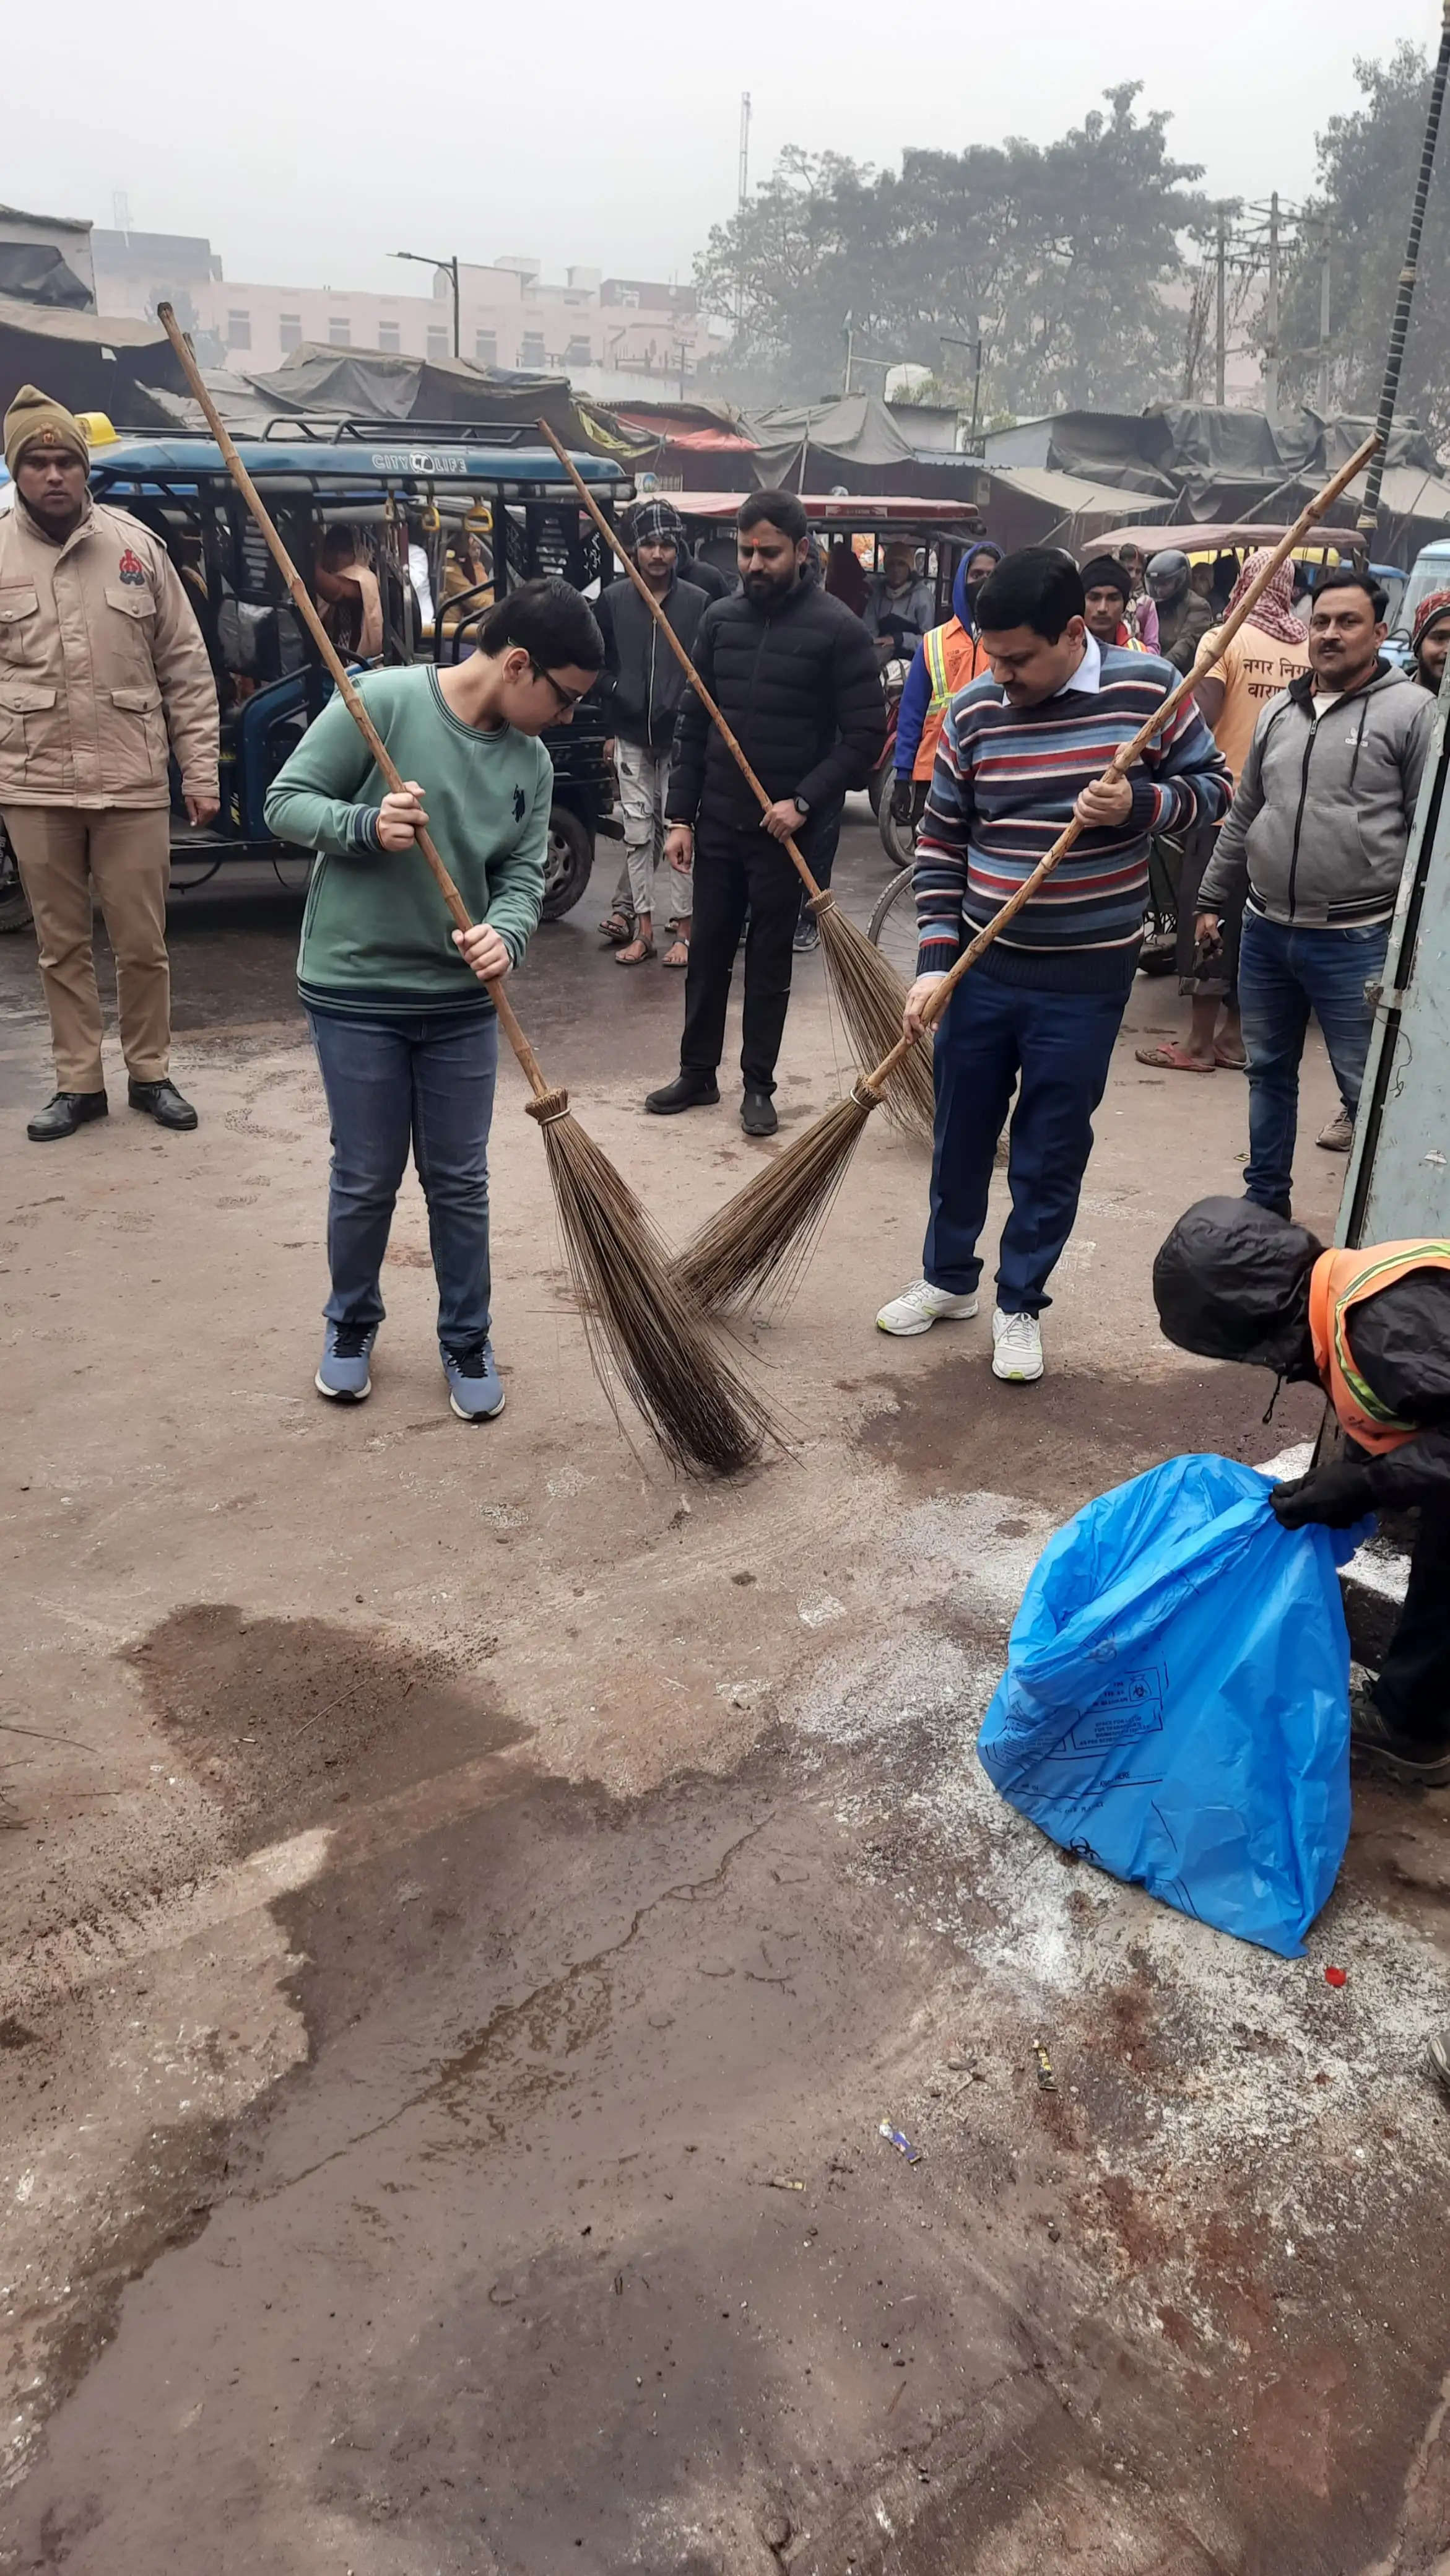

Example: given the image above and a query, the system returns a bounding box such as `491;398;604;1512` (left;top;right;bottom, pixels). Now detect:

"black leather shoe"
645;1072;721;1115
741;1087;778;1137
27;1089;108;1142
128;1077;198;1131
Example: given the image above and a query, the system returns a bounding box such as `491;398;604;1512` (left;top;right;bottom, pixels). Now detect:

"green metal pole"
1357;0;1450;540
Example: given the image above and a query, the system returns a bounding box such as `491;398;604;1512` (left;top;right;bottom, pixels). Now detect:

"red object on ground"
1324;1965;1348;1988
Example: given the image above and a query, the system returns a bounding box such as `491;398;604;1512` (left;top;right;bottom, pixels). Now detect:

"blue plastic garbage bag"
977;1453;1366;1957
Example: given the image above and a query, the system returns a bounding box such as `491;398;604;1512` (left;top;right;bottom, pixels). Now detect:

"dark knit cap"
1078;554;1131;603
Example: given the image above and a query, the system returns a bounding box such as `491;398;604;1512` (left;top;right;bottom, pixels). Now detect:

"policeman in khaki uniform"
0;385;219;1139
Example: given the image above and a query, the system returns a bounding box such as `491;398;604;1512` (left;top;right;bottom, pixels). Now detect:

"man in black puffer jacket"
645;490;885;1135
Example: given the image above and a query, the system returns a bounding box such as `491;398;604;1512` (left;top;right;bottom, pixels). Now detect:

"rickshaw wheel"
541;805;594;922
867;866;919;985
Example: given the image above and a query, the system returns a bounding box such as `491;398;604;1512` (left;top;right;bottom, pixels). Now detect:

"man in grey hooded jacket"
1197;567;1431;1215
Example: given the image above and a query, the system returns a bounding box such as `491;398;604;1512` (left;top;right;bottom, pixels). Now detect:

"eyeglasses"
529;660;587;713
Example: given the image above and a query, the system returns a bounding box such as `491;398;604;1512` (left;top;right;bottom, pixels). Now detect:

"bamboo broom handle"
537;420;830;905
856;430;1382;1100
157;304;552;1103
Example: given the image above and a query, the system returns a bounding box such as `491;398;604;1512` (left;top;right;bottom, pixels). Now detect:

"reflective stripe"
1309;1242;1450;1453
924;621;952;710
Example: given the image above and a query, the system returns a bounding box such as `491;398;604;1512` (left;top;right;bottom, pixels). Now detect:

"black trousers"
679;807;842;1093
1376;1507;1450;1743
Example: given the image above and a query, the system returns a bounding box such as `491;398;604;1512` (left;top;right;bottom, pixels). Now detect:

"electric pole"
1263;191;1280;420
736;92;752;333
1317;219;1332;417
1215;207;1228;406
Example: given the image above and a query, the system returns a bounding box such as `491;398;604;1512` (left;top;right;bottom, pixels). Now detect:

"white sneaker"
992;1307;1044;1383
875;1279;979;1337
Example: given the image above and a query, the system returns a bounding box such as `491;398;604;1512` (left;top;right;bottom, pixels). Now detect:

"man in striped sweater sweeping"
877;549;1230;1382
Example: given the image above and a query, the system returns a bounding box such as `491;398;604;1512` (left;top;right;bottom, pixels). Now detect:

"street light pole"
939;331;987;454
393;249;461;359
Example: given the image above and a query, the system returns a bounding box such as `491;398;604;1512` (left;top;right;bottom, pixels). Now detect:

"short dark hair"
1313;565;1389;620
479;576;604;671
975;547;1086;642
737;489;807;544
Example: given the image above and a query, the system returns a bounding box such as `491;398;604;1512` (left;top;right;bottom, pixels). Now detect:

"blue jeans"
923;970;1129;1315
306;1006;499;1350
1237;912;1389;1214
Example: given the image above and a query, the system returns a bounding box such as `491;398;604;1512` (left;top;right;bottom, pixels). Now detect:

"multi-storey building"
90;234;705;393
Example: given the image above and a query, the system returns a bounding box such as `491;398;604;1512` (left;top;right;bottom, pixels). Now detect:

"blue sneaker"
441;1339;505;1422
315;1320;377;1402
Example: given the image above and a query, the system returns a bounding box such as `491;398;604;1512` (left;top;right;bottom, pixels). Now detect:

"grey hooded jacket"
1199;661;1433;928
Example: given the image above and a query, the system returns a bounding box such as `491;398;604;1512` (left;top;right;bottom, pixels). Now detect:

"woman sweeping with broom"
265;578;606;1421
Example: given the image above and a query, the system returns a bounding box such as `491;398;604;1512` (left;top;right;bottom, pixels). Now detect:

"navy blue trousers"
923;968;1129;1314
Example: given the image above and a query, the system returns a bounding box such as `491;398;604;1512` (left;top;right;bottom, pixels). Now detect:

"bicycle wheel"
867;866;918;984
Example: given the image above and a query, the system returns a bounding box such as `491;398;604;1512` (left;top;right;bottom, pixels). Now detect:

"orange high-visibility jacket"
1308;1241;1450;1454
911;621;991;781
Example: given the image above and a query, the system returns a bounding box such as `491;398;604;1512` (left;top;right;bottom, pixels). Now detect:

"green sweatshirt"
264;664;551;1017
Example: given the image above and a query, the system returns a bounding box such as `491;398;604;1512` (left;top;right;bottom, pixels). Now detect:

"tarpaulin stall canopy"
750;391;986;498
606;397;759;490
0;245;92;311
237;343;644;458
978;466;1176;557
0;292;191;425
994;401;1450;559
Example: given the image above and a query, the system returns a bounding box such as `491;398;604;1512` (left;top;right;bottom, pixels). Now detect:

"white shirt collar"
1059;631;1101;695
999;628;1101;705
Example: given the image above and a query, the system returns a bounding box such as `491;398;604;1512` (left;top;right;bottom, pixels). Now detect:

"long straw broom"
158;304;776;1478
536;420;936;1139
674;432;1381;1316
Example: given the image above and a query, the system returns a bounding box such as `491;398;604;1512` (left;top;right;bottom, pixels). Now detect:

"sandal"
1213;1041;1247;1071
615;935;656;966
1134;1042;1215;1074
661;939;690;970
598;910;634;946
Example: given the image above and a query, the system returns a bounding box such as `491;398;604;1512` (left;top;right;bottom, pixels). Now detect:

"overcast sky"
7;0;1436;295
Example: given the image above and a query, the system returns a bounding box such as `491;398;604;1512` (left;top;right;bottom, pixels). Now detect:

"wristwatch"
792;794;810;818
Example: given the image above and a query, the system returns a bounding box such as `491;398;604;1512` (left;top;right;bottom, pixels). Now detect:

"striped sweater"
914;638;1230;991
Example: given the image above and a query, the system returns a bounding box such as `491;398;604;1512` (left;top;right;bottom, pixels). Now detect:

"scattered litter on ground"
879;2121;922;2163
1034;2040;1057;2091
1326;1965;1348;1988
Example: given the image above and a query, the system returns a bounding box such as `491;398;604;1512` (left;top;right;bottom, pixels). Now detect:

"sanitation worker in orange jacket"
888;541;1001;825
1153;1196;1450;1790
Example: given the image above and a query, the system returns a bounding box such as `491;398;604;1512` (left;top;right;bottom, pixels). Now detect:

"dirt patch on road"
860;1351;1326;1510
124;1607;528;1851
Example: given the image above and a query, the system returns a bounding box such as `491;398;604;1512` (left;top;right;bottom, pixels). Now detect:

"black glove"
1270;1461;1374;1531
889;777;914;825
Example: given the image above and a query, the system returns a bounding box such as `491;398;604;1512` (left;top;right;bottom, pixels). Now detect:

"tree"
694;87;1212;416
1276;43;1450;443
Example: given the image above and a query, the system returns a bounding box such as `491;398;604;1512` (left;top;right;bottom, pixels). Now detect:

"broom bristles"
673;1089;877;1316
815;900;935;1140
538;1104;778;1474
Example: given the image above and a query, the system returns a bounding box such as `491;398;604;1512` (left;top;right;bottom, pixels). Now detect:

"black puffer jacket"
593;575;710;753
666;567;886;827
1153;1194;1450;1509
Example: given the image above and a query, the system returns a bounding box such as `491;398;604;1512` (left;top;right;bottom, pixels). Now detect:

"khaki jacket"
0;495;219;809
